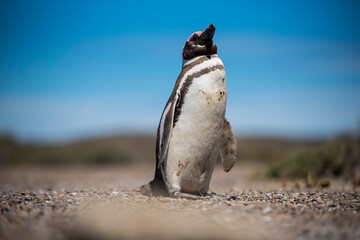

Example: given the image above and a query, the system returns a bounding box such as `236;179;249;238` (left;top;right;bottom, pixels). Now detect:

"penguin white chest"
165;67;227;194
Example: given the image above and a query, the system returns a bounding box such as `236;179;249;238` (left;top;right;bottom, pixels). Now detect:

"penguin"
141;24;237;199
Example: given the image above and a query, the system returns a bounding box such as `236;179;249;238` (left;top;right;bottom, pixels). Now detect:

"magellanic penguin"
141;24;237;199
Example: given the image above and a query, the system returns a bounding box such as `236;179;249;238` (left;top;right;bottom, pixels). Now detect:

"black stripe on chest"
173;64;225;127
156;56;216;162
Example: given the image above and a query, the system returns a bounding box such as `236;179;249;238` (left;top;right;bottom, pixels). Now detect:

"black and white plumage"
142;24;237;198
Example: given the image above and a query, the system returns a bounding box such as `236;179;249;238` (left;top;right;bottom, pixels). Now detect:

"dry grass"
0;134;325;166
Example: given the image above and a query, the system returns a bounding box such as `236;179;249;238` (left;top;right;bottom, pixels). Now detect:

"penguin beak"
193;24;215;46
200;24;215;42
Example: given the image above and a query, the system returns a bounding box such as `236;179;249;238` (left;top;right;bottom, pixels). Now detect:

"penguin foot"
173;192;202;200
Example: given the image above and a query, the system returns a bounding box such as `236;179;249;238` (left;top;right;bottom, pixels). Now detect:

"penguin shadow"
137;182;237;201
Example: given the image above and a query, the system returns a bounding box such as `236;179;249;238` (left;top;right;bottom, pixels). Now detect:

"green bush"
266;136;360;184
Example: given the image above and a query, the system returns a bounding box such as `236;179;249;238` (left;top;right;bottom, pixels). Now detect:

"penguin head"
182;24;218;62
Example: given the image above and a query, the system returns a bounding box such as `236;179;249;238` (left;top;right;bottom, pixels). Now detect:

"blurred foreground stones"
0;165;359;240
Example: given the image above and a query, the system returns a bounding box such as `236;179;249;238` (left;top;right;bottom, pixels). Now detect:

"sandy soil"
0;163;359;240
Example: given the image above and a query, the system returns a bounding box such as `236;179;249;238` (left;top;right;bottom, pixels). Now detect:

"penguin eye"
192;34;199;41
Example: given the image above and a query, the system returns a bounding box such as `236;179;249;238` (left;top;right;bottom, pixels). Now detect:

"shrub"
266;136;360;185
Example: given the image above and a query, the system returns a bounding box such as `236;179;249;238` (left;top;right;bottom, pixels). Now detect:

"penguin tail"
138;178;169;197
138;182;152;196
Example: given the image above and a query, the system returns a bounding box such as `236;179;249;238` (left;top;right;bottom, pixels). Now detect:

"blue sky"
0;0;360;141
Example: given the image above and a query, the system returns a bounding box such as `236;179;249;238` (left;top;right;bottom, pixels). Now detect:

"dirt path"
0;164;359;240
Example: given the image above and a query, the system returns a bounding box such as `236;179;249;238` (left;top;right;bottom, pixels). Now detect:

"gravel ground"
0;164;359;240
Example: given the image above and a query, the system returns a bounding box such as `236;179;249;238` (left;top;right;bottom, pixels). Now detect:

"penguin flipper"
220;117;237;172
157;96;179;169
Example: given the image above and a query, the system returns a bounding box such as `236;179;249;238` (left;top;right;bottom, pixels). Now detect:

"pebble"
262;207;272;214
263;216;272;222
0;187;359;240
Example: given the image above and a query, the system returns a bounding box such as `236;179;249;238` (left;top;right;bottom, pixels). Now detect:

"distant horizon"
1;126;358;144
